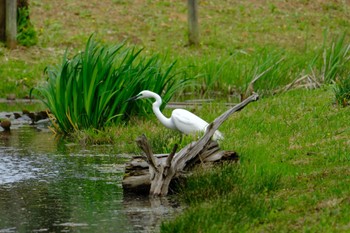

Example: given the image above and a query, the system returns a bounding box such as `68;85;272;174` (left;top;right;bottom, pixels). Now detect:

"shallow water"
0;126;181;233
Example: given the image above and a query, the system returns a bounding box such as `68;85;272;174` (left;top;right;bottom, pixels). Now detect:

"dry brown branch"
275;72;322;94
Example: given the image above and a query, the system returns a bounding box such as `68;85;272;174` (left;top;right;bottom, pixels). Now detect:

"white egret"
127;90;223;140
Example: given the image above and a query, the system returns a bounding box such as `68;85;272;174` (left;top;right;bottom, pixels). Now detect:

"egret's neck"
152;95;176;130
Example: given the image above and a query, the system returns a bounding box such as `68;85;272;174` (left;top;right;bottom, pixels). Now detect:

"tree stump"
122;93;259;196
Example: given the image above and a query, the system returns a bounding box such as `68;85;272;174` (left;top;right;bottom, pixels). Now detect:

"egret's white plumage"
129;90;223;140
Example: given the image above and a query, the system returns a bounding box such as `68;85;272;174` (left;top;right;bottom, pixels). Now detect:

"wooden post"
187;0;199;46
0;0;5;41
5;0;16;48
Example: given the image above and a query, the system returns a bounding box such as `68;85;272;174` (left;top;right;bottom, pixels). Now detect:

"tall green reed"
310;32;350;84
312;32;350;106
35;36;187;134
242;49;290;96
321;33;350;84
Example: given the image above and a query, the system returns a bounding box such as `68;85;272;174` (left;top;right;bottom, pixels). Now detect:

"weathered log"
122;93;259;196
122;149;239;194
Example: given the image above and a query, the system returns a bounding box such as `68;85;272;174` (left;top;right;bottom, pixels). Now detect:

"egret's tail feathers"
213;130;224;141
203;125;224;141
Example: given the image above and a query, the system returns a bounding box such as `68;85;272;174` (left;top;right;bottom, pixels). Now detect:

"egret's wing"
171;109;209;135
172;109;224;140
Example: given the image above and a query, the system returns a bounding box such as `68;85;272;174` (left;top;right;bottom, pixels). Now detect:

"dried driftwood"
274;72;322;94
122;93;259;196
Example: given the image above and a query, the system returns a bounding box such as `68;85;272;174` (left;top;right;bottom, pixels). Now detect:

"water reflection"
0;126;181;233
123;195;181;232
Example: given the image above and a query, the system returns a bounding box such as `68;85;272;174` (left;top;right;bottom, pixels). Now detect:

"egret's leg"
179;133;184;145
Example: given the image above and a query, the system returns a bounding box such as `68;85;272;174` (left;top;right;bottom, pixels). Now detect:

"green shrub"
34;36;187;134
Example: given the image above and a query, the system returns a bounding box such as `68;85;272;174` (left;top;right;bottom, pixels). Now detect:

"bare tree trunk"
0;0;5;41
187;0;199;46
5;0;16;48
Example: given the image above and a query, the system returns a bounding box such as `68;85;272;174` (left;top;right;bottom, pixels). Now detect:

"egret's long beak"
125;93;141;103
125;96;138;102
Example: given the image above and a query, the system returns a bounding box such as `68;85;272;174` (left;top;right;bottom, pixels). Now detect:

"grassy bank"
161;87;350;232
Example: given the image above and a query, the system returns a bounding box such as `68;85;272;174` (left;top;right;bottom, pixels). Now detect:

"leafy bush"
35;36;186;134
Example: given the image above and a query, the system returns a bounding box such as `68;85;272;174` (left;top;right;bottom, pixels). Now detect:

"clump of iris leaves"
34;36;187;134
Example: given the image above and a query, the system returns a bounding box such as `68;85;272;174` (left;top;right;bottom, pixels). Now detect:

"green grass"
179;48;298;97
71;114;201;154
161;88;350;232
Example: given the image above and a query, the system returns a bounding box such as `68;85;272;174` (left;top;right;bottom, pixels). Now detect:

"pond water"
0;125;181;233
